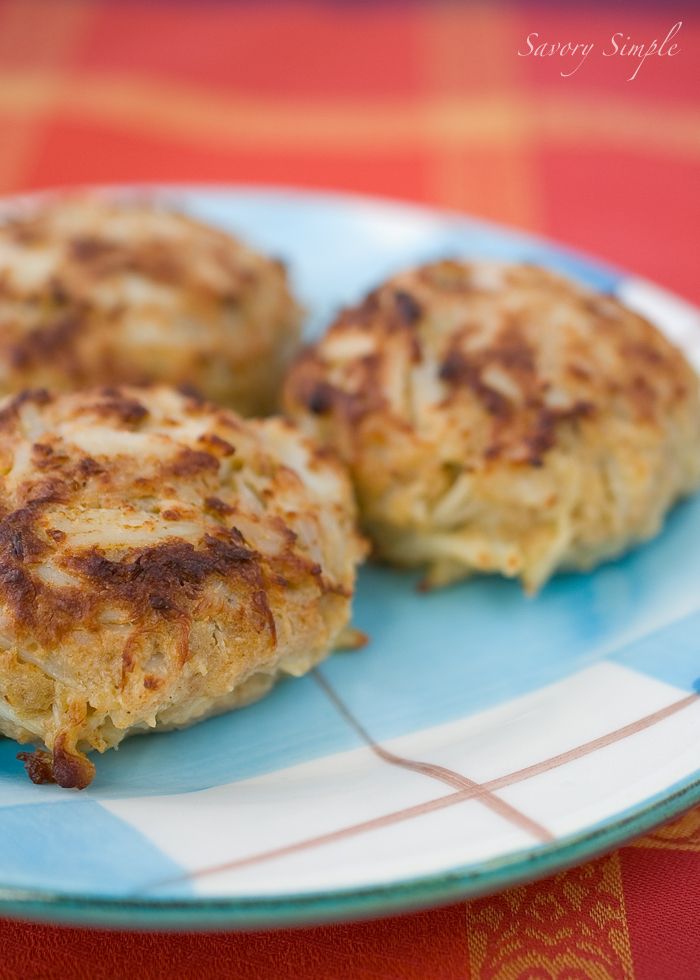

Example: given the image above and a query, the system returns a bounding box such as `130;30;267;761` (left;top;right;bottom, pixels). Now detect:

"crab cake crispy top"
0;198;302;413
0;386;364;788
284;260;700;591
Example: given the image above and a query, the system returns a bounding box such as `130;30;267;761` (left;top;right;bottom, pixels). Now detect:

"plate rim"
1;773;698;930
0;182;697;930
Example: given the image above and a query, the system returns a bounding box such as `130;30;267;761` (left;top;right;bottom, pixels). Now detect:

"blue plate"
0;186;698;929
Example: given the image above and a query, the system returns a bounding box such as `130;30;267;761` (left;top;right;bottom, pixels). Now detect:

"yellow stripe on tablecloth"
466;854;634;979
630;807;700;852
0;71;699;158
418;1;542;235
0;1;94;190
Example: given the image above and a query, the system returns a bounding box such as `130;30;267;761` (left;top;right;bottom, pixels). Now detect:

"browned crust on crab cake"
0;198;302;414
0;386;365;788
284;260;700;592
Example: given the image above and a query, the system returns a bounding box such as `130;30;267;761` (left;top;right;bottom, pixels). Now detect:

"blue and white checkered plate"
1;187;698;929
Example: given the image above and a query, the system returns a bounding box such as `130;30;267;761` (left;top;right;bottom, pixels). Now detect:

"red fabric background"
0;1;698;976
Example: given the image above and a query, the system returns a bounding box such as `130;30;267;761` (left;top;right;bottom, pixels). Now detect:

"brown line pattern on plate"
312;670;554;843
482;691;699;792
144;690;699;890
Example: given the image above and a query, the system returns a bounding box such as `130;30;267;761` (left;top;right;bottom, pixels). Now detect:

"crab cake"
284;260;700;592
0;386;364;788
0;198;301;414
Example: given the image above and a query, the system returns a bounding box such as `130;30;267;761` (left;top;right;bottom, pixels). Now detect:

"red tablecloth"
0;1;698;977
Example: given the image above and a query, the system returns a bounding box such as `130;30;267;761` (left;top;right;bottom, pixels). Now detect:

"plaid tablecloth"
0;1;698;977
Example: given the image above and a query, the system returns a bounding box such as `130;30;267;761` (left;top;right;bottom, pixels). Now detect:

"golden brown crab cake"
0;386;364;789
284;260;700;592
0;197;301;413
